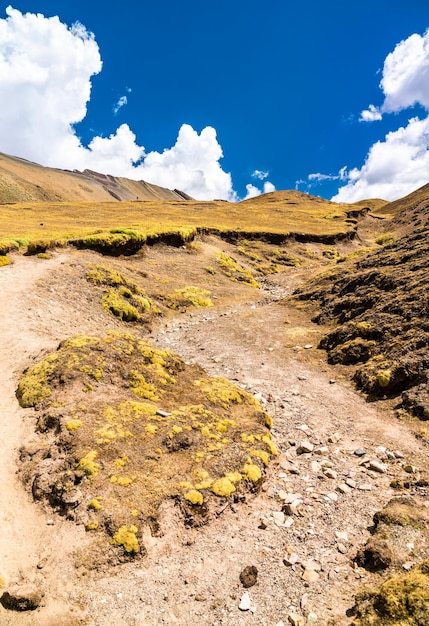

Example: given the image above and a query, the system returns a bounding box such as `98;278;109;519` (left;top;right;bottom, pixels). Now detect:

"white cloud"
360;104;382;122
308;172;339;182
244;184;261;199
333;116;429;202
0;7;236;200
335;28;429;202
252;169;269;180
113;95;128;114
263;181;276;193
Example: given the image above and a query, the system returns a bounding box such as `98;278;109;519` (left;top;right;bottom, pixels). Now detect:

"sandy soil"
0;250;427;626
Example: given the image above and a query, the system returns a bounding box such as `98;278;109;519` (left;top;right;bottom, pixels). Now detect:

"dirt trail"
0;254;86;625
0;251;427;626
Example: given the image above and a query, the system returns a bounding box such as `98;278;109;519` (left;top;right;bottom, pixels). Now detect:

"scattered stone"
258;517;269;530
403;464;418;474
298;376;307;381
311;461;321;473
240;566;258;588
301;560;321;572
402;561;415;571
328;432;340;443
239;591;251;611
0;584;44;611
284;517;295;528
337;543;348;554
326;492;338;502
304;344;313;350
358;483;372;491
288;612;306;626
375;445;387;458
283;500;305;516
296;441;314;454
273;511;286;526
335;531;348;541
322;468;337;479
284;553;299;566
302;569;319;584
345;478;357;488
329;379;336;384
353;448;366;457
337;483;351;495
394;450;405;459
314;446;329;456
368;460;388;473
307;613;318;623
156;409;172;417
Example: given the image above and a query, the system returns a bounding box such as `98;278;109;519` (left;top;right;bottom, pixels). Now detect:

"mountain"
0;152;192;203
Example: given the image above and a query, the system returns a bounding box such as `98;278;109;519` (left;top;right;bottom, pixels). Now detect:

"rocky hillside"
0;161;428;626
293;186;429;420
0;152;191;203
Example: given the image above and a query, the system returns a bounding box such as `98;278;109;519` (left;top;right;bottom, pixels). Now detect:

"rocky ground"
0;242;428;626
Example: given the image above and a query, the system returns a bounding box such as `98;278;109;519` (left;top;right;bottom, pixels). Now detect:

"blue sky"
1;1;429;201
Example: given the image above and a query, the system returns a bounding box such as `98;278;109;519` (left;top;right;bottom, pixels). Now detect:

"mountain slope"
0;152;191;203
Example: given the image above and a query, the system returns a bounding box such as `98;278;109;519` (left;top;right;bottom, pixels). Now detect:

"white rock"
297;440;314;454
323;468;338;479
335;531;348;541
326;492;338;502
337;483;351;494
239;591;251;611
314;446;329;455
345;478;357;488
273;511;286;526
328;432;340;443
368;460;388;473
288;612;306;626
358;483;372;491
284;552;299;566
302;569;319;583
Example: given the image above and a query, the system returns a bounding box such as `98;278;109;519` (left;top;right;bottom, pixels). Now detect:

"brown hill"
0;152;191;203
293;183;429;418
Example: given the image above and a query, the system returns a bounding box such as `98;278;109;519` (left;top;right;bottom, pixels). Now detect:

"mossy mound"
352;560;429;625
237;240;300;275
0;255;11;267
86;264;161;325
165;286;213;310
17;331;276;557
294;224;429;408
215;252;260;288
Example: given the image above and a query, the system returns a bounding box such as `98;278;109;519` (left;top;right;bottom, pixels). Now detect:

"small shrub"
0;255;11;267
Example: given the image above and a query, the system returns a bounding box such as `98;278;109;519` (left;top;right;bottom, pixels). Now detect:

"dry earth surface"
0;242;427;626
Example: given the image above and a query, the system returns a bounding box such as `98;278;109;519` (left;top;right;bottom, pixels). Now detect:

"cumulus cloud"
243;178;276;199
252;169;269;180
0;7;235;200
333;116;429;202
336;28;429;202
113;95;128;114
360;104;382;122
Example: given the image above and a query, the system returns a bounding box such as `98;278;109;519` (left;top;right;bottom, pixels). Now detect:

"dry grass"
0;192;360;254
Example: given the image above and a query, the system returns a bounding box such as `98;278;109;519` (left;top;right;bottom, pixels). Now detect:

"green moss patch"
86;264;161;325
215;252;260;288
165;286;213;310
17;330;275;556
353;560;429;625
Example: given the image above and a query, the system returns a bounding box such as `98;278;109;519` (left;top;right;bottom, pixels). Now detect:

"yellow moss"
112;525;140;553
216;418;236;432
88;498;103;511
110;475;135;486
205;266;215;274
262;434;278;456
102;289;141;322
184;490;204;505
78;451;100;477
0;255;11;267
194;377;247;408
264;412;273;429
215;252;260;288
145;424;158;435
377;369;391;388
243;462;262;482
167;286;213;309
172;425;183;434
85;521;99;531
250;449;270;466
241;433;256;444
225;472;243;483
195;480;212;489
17;353;58;407
114;454;129;468
211;477;236;497
65;419;83;431
129;371;159;401
0;575;6;589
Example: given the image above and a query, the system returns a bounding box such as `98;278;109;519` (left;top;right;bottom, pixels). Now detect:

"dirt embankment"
0;240;427;626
